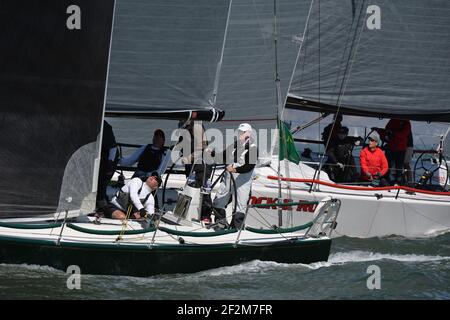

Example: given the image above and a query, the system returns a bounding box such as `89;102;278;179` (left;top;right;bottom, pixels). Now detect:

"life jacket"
137;144;165;173
115;179;152;210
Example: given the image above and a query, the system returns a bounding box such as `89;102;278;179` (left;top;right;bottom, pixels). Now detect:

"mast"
273;0;284;226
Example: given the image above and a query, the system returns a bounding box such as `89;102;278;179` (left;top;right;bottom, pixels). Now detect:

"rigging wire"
312;0;368;190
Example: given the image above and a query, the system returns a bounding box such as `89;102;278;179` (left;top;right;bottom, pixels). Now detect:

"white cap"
237;123;252;132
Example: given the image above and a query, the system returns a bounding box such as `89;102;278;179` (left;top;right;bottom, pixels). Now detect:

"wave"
1;251;448;279
305;250;450;270
194;251;450;276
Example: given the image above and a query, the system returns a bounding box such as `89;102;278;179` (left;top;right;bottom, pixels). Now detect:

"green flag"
279;120;301;164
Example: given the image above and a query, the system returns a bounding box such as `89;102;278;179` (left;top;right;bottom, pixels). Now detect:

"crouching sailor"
212;123;258;229
105;172;162;220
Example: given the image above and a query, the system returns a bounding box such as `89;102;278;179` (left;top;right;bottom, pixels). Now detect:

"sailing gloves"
139;208;148;218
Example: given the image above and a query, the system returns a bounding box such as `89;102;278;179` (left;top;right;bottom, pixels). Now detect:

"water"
1;233;448;300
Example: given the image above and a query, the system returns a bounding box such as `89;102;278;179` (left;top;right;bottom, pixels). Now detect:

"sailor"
359;131;389;186
212;123;258;229
322;113;343;150
324;126;362;183
178;120;214;224
105;172;162;220
96;120;119;211
372;119;411;185
119;129;166;179
404;130;414;184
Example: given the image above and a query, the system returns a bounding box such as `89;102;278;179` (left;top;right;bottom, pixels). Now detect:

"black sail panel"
0;0;115;218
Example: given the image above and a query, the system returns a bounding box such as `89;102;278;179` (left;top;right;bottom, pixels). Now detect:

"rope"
117;204;133;241
267;176;450;196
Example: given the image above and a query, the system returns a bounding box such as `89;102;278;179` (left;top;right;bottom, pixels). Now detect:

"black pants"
96;158;117;209
385;150;405;184
185;163;213;220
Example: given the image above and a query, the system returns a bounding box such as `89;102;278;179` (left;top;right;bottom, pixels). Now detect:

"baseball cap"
237;123;252;132
146;171;162;187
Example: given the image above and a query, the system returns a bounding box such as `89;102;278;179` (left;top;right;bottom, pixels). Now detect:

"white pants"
213;171;253;213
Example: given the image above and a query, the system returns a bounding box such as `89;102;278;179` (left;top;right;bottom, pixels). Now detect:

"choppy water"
1;233;448;300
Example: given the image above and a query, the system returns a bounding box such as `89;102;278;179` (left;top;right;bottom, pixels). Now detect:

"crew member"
119;129;166;179
96;120;119;211
359;132;389;186
106;173;162;220
373;119;411;184
212;123;258;229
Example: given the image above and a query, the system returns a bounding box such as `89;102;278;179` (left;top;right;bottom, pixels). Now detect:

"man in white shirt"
106;173;162;220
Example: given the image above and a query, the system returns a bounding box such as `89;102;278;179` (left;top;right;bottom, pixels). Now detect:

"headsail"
0;0;115;218
287;0;450;122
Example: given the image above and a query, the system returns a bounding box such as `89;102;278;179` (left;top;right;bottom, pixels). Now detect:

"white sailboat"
0;0;338;276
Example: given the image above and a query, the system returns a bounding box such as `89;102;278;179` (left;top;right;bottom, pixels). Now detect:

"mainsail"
106;0;311;153
287;0;450;122
106;0;231;122
204;0;312;155
0;0;115;218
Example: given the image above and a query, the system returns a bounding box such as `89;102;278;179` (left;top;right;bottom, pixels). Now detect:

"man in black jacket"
212;123;258;229
96;120;118;211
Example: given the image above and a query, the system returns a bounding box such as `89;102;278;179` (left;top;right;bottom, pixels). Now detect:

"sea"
0;234;448;300
0;117;449;300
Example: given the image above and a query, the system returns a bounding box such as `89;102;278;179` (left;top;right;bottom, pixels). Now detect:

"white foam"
197;260;287;277
302;251;450;270
0;263;61;274
192;251;450;275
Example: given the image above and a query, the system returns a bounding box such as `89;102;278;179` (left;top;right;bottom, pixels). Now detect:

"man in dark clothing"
119;129;166;179
322;113;343;151
373;119;411;184
324;126;362;183
212;123;258;229
96;120;118;210
180;121;214;224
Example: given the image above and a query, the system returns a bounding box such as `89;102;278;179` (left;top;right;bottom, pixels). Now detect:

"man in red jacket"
373;119;411;184
359;132;389;186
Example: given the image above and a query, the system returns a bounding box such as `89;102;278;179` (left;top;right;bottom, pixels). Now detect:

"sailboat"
156;0;450;238
0;0;338;277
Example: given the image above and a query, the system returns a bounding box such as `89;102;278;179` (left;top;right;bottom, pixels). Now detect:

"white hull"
159;159;450;238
